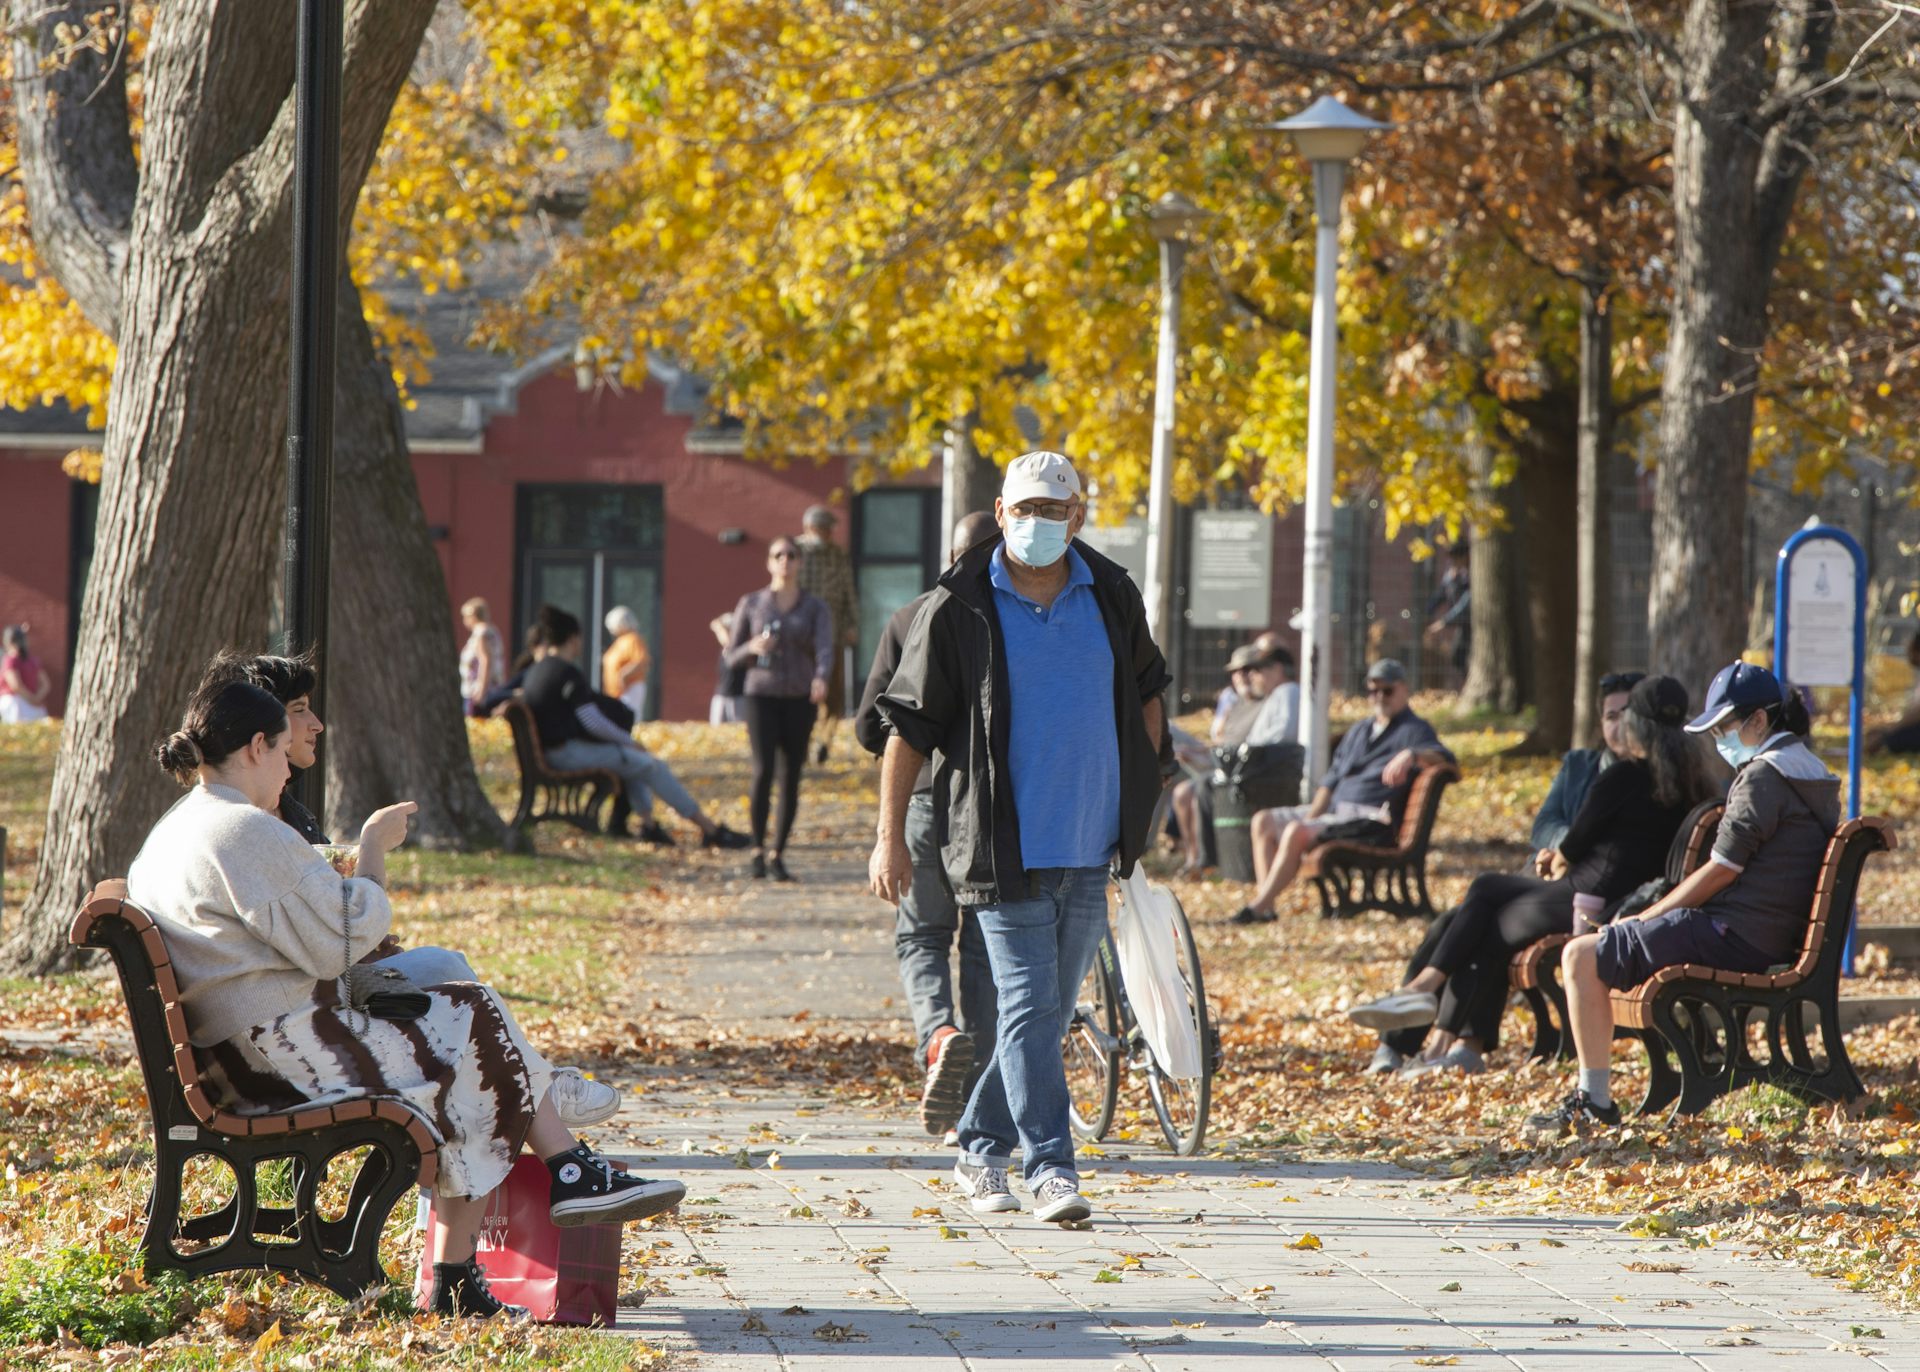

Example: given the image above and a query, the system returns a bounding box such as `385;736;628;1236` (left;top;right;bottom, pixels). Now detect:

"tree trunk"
1572;283;1615;747
323;275;517;849
1460;423;1520;712
1648;0;1829;692
4;0;437;974
942;414;1001;530
1511;436;1579;755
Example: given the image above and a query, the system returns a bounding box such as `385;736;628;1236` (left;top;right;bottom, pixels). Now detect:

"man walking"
854;512;1000;1137
872;451;1169;1224
795;504;860;763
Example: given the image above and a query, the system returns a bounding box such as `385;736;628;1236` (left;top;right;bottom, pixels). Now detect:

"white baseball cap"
1001;450;1082;507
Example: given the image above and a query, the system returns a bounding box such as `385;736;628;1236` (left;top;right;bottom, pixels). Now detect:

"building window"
66;479;100;670
851;488;939;681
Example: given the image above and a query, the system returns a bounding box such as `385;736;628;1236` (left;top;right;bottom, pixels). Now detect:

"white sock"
1578;1067;1612;1109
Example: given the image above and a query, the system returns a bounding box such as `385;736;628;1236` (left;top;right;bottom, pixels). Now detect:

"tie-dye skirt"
206;979;554;1200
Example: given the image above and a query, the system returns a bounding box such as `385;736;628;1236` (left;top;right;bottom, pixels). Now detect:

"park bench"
1300;761;1459;920
1510;798;1724;1062
501;698;621;833
70;881;438;1300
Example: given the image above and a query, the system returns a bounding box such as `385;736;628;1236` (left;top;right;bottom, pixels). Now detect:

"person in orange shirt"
602;607;651;723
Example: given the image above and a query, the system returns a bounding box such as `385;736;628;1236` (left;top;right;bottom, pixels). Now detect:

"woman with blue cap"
1526;661;1838;1134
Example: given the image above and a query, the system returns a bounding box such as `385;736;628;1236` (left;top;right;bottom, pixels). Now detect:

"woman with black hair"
1345;676;1714;1073
1529;662;1836;1133
127;675;687;1318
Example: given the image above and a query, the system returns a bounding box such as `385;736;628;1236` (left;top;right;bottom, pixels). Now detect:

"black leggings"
1385;872;1573;1053
744;694;814;854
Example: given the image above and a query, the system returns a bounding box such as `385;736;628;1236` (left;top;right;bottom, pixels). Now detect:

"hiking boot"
424;1259;527;1320
549;1067;621;1128
1032;1176;1091;1224
1364;1043;1405;1075
1346;989;1440;1033
768;855;796;883
953;1158;1020;1214
703;823;752;850
920;1028;974;1136
547;1146;686;1226
748;853;768;880
1524;1089;1622;1136
1230;905;1275;926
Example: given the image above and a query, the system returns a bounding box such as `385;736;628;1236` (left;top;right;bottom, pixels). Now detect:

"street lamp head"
1268;94;1390;165
1148;190;1207;243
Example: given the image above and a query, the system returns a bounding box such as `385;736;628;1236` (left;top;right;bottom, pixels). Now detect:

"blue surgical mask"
1715;731;1762;769
1004;515;1070;568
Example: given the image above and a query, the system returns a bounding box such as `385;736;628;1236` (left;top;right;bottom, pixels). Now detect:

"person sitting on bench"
1345;675;1711;1074
1170;642;1296;876
128;676;687;1319
1231;658;1452;925
522;607;749;849
1526;662;1835;1134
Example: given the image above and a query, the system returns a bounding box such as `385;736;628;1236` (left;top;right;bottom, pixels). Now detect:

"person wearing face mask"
871;451;1170;1226
1526;662;1835;1134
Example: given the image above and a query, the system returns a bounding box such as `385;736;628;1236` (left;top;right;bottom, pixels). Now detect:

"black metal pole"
283;0;343;815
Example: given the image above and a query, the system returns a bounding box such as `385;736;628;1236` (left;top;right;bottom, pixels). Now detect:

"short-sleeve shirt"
602;631;650;697
522;657;598;748
989;546;1119;870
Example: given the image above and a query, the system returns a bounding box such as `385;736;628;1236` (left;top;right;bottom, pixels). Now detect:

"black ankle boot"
426;1259;527;1319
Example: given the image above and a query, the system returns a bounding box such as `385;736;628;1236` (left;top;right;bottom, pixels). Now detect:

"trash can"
1209;744;1304;883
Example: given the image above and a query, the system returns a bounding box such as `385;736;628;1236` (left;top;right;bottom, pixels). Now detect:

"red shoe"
920;1027;974;1136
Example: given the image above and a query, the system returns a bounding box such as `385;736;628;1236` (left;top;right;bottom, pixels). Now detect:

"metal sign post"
1772;521;1867;972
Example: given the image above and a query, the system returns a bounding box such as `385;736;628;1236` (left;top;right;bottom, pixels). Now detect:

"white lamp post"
1269;95;1389;797
1145;191;1206;652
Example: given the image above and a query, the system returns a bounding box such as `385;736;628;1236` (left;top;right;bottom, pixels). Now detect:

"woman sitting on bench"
1345;675;1711;1074
128;675;685;1319
1525;662;1836;1134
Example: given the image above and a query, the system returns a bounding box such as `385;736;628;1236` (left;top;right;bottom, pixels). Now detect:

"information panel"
1078;515;1149;590
1784;537;1857;687
1188;510;1273;626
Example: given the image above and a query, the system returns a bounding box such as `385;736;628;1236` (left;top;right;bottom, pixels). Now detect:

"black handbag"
340;882;429;1023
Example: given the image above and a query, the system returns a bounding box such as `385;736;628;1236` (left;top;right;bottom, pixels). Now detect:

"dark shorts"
1593;908;1780;991
1317;817;1395;847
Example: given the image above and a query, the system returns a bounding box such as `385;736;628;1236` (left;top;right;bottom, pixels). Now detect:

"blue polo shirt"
989;545;1120;870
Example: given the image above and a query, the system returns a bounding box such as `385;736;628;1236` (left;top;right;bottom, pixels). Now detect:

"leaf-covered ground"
2;697;1920;1366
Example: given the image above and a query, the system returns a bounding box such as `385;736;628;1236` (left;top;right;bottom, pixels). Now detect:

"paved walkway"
597;841;1920;1370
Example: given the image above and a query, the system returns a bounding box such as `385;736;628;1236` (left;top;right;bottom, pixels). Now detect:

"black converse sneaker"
425;1258;527;1319
1524;1089;1622;1136
546;1145;686;1227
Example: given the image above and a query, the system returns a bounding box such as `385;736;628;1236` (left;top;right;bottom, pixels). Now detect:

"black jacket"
855;592;935;792
878;535;1171;906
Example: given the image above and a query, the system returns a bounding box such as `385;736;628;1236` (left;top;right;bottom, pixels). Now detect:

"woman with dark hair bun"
127;666;687;1319
1345;675;1715;1074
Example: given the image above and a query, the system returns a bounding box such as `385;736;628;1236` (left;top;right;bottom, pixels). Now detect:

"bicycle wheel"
1064;936;1122;1141
1145;891;1215;1156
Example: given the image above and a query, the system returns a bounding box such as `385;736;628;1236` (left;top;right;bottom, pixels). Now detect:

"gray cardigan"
726;587;834;699
127;784;392;1046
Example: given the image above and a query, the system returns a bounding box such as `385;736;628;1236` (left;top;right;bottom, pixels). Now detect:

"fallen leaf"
1286;1232;1323;1251
1623;1261;1688;1274
1438;1281;1462;1292
1094;1269;1122;1283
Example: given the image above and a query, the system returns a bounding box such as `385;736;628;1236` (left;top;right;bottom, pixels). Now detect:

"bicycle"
1062;882;1218;1156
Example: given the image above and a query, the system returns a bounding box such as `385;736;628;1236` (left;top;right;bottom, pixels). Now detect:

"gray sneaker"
1032;1176;1091;1224
1402;1042;1488;1077
953;1159;1020;1214
1365;1043;1405;1075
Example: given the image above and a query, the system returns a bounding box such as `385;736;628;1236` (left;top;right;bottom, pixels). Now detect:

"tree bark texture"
1648;0;1831;693
1572;284;1615;748
5;0;438;974
944;414;1002;522
1460;422;1521;713
324;276;515;849
1511;427;1579;756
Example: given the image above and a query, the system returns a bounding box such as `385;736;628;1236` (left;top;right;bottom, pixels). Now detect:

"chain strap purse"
338;878;431;1023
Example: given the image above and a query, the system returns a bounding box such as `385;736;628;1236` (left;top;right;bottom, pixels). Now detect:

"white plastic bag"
1113;868;1203;1079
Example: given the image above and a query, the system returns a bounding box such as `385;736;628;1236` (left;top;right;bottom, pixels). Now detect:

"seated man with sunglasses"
1231;658;1452;925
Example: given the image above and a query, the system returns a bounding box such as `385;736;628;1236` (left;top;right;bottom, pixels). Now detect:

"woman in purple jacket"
725;537;834;881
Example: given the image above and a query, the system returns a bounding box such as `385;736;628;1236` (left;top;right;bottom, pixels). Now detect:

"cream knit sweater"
126;783;393;1047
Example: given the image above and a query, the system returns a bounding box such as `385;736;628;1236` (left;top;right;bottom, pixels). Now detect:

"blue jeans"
376;945;477;987
547;738;698;823
896;794;995;1079
957;866;1110;1188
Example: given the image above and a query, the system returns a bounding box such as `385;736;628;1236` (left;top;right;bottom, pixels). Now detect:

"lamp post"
1145;192;1206;657
1269;95;1388;796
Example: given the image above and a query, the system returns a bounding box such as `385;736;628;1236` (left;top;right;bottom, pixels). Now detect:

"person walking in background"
0;623;50;723
872;451;1169;1226
726;538;833;881
527;607;749;850
708;612;745;725
1424;542;1471;684
796;504;859;764
855;510;1001;1137
457;599;504;718
602;607;651;724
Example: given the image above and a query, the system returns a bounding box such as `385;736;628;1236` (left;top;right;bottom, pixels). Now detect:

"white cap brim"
1683;702;1737;734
